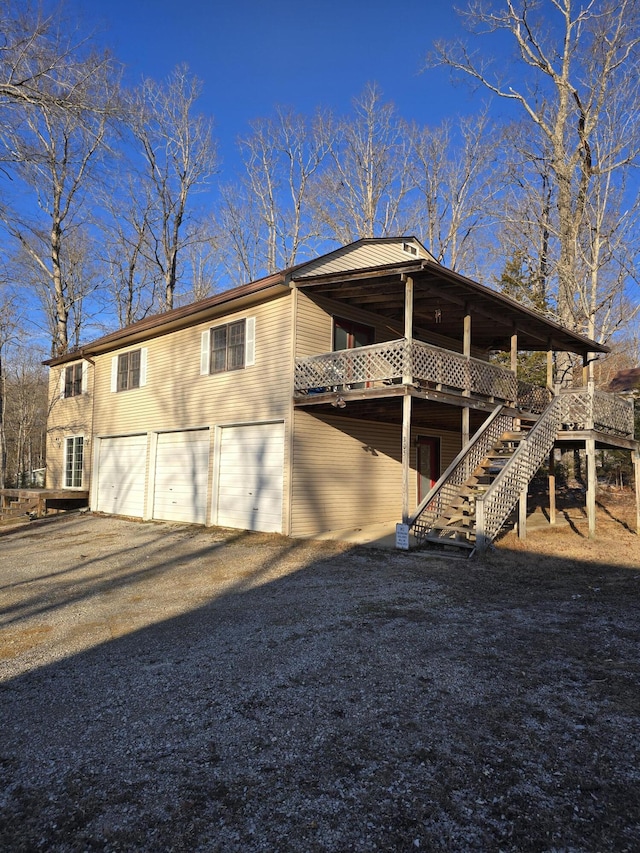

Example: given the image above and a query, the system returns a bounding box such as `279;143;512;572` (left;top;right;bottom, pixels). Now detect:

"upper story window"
200;317;255;375
212;320;245;373
110;348;148;392
60;362;87;399
118;349;140;390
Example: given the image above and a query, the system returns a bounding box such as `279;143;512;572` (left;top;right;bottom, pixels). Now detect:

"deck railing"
294;338;518;403
559;386;634;437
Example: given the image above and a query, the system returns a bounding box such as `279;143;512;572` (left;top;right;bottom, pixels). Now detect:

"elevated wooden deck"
0;489;89;521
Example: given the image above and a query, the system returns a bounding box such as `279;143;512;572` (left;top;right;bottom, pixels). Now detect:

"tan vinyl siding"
92;294;292;435
294;239;432;279
46;363;94;489
291;411;403;536
291;411;463;537
88;292;293;527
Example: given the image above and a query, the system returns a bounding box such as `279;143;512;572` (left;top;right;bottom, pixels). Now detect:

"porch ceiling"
294;261;607;357
296;395;492;434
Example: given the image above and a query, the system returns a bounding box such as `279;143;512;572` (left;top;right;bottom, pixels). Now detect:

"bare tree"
127;65;218;311
431;0;640;378
0;2;109;114
0;7;118;355
312;84;414;244
100;172;160;327
213;184;267;287
3;349;48;487
407;108;501;273
237;108;328;273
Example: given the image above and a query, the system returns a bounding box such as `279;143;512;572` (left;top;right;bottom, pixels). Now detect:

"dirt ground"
0;494;639;852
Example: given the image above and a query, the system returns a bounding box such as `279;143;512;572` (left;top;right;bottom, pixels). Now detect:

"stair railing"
408;405;513;545
475;395;563;552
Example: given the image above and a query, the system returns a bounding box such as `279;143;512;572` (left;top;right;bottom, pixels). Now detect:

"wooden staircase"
0;495;42;521
422;430;530;551
408;395;566;555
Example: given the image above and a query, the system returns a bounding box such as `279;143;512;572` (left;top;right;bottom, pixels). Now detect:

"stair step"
430;521;475;534
422;534;475;551
500;432;528;441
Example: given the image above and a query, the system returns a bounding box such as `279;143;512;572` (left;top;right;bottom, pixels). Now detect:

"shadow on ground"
0;514;639;852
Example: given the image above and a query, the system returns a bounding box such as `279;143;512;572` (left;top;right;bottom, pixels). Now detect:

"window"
211;320;245;373
118;349;140;390
200;317;255;375
64;436;84;488
111;348;147;392
60;362;86;398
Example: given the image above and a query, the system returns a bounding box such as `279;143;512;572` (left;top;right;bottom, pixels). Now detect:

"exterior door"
417;437;440;503
333;317;374;388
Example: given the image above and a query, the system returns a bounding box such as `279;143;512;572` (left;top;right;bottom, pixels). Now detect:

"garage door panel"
217;423;284;533
152;430;209;524
96;435;147;517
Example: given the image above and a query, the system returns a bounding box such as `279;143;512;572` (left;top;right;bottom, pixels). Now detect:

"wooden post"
548;449;556;526
511;327;518;376
462;407;470;448
475;497;486;554
401;275;414;524
547;345;554;390
586;437;596;539
518;488;527;540
402;393;412;524
463;306;471;447
403;275;414;343
634;451;640;535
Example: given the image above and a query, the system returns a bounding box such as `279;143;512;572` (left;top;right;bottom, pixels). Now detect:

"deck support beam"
548;449;557;526
634;450;640;535
401;275;414;524
586;437;597;539
518;488;527;540
402;394;412;524
462;306;471;447
546;344;554;390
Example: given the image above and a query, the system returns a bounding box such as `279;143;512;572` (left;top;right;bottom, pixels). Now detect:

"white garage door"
153;429;210;524
217;422;284;533
96;435;147;517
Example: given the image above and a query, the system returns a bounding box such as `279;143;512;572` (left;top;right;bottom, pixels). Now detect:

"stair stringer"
475;394;563;552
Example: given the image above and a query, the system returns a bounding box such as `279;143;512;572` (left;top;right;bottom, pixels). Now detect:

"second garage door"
152;429;210;524
217;422;284;533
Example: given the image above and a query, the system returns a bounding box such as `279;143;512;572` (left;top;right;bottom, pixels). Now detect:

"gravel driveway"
1;513;639;852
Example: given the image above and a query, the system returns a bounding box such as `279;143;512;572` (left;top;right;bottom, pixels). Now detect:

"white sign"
395;523;410;550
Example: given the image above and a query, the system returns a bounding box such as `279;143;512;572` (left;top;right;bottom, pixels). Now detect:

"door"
153;430;210;524
417;437;440;503
217;422;284;533
95;435;147;517
333;317;374;388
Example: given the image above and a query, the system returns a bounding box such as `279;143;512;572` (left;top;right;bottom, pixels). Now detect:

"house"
44;237;640;553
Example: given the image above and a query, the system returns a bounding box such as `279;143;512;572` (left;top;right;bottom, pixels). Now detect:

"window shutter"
111;356;118;392
140;348;148;387
60;369;66;399
245;317;256;366
81;361;88;394
200;330;210;375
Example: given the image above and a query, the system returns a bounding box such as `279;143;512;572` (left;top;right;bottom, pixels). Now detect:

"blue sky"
75;0;493;172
